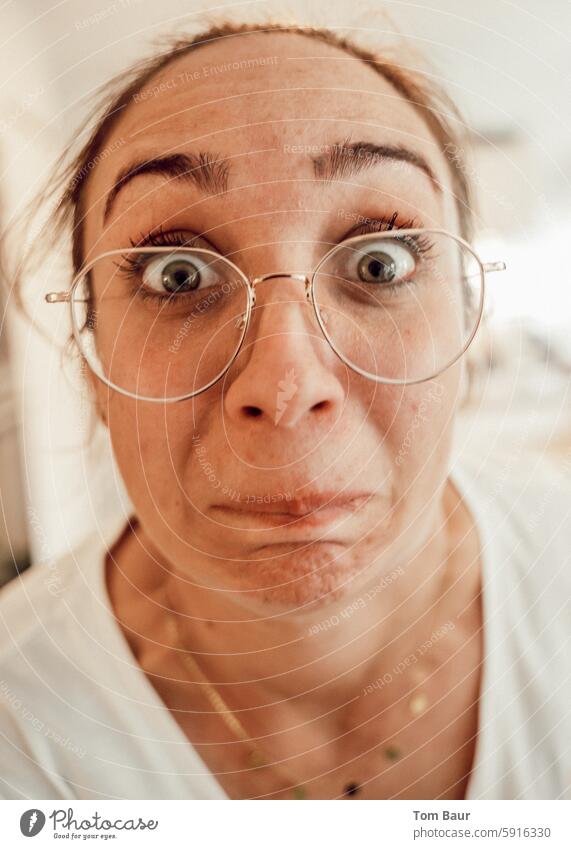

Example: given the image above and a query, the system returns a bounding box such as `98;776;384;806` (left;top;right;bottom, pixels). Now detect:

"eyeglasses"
46;228;505;403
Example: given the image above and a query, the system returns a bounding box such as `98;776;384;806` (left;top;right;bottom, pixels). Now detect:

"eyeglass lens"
71;232;482;399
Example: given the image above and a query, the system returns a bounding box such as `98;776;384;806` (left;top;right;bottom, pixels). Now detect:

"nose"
223;275;346;429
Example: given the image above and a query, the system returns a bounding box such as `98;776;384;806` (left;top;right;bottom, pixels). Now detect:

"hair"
5;19;476;436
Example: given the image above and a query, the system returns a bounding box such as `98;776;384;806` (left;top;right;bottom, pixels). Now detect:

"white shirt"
0;452;570;800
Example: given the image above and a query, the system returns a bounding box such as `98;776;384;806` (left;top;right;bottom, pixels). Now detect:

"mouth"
210;492;372;529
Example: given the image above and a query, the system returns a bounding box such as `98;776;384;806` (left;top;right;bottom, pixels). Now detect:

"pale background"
0;0;570;575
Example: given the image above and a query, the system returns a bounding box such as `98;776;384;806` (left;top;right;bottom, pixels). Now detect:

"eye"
141;251;220;295
352;239;417;286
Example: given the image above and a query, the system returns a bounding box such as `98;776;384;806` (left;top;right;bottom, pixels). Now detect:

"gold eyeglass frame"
45;227;506;403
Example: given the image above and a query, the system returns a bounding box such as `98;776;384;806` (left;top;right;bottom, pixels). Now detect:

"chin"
228;542;374;614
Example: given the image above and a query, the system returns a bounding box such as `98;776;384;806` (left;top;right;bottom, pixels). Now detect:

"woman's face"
82;32;464;613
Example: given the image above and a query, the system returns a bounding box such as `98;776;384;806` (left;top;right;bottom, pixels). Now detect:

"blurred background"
0;0;570;584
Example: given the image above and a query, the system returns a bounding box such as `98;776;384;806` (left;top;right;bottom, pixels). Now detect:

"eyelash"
115;211;434;298
129;226;205;250
114;227;206;285
350;211;434;255
128;211;430;252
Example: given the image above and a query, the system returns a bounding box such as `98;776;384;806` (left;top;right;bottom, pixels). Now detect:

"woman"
1;20;570;801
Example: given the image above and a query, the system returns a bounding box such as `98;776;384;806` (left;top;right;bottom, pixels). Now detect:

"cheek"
379;369;461;483
105;396;182;504
105;393;215;511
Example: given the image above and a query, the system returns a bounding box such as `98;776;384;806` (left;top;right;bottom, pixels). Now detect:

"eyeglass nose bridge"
249;272;312;306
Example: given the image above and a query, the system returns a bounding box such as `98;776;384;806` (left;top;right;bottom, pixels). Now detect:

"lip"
210;492;372;528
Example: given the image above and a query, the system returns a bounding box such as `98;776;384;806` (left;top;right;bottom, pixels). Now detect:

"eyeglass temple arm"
45;291;71;303
482;261;506;273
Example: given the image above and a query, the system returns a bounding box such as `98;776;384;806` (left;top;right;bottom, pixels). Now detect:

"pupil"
359;251;396;284
162;260;199;293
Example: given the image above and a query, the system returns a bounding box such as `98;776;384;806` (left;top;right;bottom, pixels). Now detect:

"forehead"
121;32;434;141
84;32;454;246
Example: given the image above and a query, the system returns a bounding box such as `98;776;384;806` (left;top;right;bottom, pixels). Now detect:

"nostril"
243;405;263;418
311;400;329;412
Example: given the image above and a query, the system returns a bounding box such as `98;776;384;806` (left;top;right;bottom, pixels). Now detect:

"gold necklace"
386;531;456;744
161;544;454;800
162;587;310;799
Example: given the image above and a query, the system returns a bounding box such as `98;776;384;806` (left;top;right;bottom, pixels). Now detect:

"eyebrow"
311;139;441;190
103;139;440;223
103;151;230;222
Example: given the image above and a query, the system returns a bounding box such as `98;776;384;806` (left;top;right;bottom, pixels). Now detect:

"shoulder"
0;540;85;666
0;513;129;666
452;446;571;697
0;516;127;693
0;530;117;799
453;449;571;797
0;557;71;662
452;447;571;576
0;534;96;716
